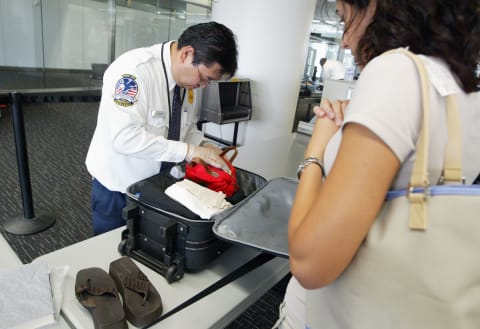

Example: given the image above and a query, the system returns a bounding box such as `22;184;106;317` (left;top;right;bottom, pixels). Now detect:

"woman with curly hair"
274;1;480;328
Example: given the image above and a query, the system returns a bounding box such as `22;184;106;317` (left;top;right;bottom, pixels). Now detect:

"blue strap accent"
386;184;480;200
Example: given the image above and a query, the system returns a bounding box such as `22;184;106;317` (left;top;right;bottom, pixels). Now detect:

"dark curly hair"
343;0;480;93
178;21;238;78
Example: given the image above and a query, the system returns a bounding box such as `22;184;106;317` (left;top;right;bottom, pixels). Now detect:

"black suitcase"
118;164;266;283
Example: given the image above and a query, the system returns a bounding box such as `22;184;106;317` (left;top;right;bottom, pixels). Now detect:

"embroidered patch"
113;74;138;107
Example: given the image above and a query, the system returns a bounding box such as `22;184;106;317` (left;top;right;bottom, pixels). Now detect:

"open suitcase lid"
212;177;298;258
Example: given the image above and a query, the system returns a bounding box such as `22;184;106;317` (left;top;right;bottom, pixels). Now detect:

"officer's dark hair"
178;21;238;78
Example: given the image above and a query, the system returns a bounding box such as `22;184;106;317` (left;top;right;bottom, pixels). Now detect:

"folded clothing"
165;179;232;219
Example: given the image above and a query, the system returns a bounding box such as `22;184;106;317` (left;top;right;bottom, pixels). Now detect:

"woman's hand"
304;99;350;158
314;99;349;127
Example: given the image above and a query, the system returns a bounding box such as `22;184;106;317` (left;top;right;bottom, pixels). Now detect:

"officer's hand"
185;144;231;174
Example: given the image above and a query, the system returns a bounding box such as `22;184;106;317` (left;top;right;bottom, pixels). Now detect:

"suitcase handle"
130;249;184;283
120;208;186;283
117;240;185;283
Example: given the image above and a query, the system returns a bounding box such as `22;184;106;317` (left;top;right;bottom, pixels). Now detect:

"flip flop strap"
75;278;118;307
123;271;150;305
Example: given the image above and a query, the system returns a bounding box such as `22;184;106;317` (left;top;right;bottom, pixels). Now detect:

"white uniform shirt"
85;41;204;193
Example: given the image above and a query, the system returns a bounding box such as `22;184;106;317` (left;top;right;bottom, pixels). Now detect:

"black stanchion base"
3;214;56;235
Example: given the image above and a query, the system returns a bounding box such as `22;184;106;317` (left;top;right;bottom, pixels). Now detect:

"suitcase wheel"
166;264;180;283
118;238;127;255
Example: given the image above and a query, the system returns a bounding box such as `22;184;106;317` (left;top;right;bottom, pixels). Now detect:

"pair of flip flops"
75;256;163;328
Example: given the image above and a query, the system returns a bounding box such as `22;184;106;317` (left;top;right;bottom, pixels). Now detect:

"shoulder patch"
113;74;138;107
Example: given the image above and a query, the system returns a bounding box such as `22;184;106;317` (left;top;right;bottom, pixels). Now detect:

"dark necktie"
168;85;182;141
161;85;182;172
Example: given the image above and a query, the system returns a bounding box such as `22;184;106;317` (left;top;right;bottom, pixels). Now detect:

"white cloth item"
85;41;204;193
272;277;306;329
0;262;55;329
165;179;232;219
46;265;69;323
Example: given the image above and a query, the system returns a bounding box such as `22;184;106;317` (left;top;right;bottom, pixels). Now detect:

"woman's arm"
288;121;400;289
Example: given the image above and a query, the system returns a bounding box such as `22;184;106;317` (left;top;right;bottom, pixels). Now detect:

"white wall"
209;0;316;144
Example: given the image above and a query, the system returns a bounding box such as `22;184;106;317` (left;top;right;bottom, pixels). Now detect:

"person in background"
85;22;238;235
319;57;346;80
274;1;480;328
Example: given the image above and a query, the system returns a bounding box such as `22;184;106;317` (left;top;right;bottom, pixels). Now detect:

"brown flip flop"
109;256;163;327
75;267;127;329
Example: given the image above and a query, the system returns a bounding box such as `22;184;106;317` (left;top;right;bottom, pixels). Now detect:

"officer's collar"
161;40;176;93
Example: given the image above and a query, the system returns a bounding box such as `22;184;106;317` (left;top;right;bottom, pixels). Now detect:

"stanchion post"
10;92;35;219
3;92;56;235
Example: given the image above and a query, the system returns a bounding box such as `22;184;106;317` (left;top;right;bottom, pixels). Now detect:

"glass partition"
305;0;357;82
0;0;211;89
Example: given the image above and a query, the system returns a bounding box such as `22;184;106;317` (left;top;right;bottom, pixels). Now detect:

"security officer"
85;22;238;235
319;57;346;80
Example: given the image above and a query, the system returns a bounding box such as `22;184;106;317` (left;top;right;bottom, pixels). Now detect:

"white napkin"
165;179;232;219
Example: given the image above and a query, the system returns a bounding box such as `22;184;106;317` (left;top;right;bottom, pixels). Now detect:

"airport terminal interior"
0;82;291;329
0;0;352;328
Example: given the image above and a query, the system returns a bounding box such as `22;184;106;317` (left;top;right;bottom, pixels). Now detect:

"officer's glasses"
196;65;218;86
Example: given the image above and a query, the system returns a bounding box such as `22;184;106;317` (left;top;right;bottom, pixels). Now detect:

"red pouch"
185;146;239;197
